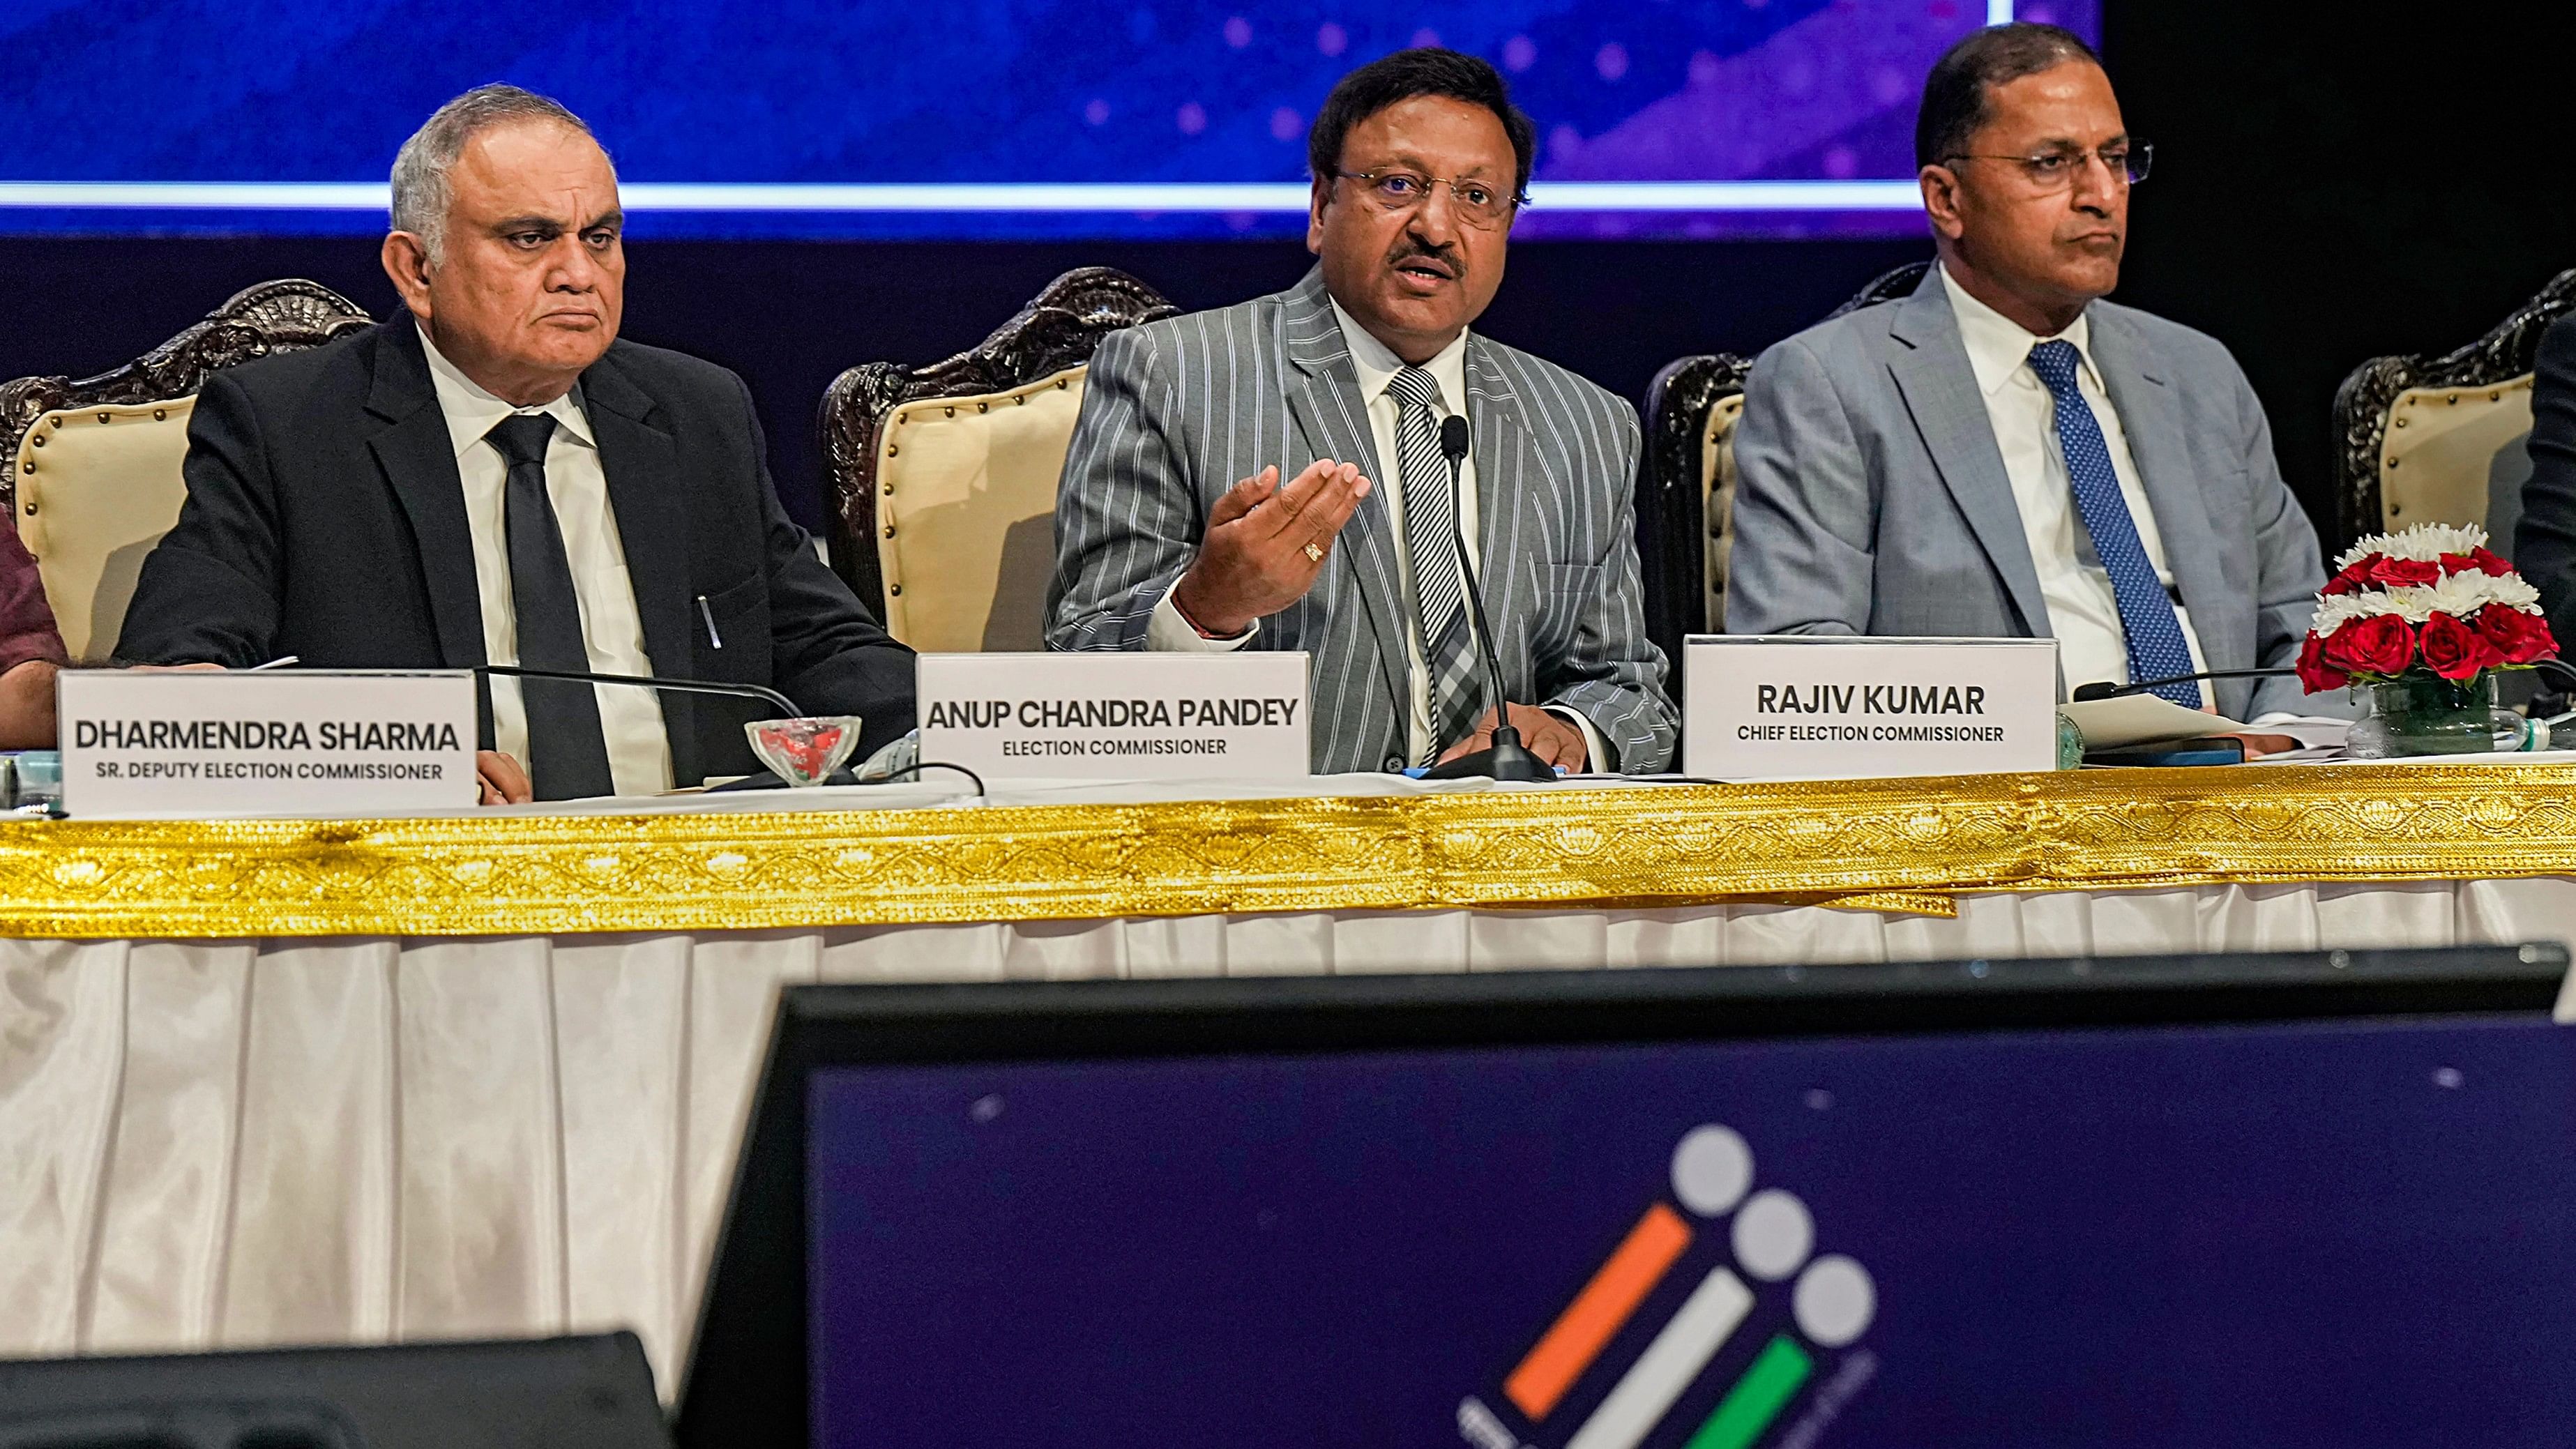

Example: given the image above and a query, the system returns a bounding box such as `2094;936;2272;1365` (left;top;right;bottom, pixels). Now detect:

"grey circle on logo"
1794;1254;1876;1346
1670;1125;1752;1217
1732;1189;1814;1281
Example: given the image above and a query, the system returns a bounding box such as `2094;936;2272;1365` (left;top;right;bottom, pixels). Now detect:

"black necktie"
484;414;615;801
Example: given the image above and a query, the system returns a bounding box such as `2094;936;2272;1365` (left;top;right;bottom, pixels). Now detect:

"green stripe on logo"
1682;1335;1814;1449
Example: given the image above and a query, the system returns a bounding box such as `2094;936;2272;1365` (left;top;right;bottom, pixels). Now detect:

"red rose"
2440;547;2515;578
2319;614;2417;677
2418;612;2499;681
2474;605;2559;665
2321;557;2377;596
2296;631;2349;693
2371;556;2441;587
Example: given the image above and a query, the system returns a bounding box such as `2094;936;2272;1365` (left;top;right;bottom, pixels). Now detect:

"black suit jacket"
2517;313;2576;645
117;318;915;784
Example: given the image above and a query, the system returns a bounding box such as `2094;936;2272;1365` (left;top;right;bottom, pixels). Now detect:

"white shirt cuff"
1543;705;1612;773
1146;585;1258;653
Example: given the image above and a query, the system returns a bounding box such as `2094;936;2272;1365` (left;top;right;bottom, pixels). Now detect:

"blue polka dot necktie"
2025;340;2203;708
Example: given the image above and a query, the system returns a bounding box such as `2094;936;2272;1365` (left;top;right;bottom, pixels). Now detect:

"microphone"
471;662;800;718
1421;411;1556;783
2070;667;2296;704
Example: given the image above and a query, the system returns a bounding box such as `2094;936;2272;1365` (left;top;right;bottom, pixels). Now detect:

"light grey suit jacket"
1728;269;2333;722
1046;268;1677;774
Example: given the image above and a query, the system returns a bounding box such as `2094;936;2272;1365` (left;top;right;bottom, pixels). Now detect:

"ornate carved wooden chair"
1;280;372;660
1636;354;1753;676
2333;267;2576;556
818;267;1178;653
1828;258;1933;319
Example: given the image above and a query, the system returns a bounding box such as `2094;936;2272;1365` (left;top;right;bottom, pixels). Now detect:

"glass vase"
2344;673;2517;758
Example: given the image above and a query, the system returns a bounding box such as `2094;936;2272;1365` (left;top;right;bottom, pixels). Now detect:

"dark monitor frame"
0;1332;668;1449
673;943;2569;1446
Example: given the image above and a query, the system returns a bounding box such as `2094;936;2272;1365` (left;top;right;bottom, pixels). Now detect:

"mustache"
1386;243;1461;278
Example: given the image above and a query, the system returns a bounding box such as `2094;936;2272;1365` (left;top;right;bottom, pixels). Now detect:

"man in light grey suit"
1047;49;1675;775
1729;24;2331;731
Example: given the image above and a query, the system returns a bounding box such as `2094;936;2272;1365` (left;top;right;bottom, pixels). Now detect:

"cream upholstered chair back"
1636;354;1752;688
2374;379;2535;545
0;280;372;659
2334;266;2576;554
1702;391;1747;630
9;401;197;661
819;267;1178;652
870;367;1089;652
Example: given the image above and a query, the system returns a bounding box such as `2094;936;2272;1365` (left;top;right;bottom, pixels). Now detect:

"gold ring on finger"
1303;541;1326;563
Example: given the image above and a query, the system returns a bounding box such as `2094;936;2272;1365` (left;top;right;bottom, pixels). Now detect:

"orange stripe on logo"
1503;1201;1694;1422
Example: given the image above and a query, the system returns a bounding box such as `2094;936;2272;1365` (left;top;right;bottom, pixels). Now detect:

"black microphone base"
1420;725;1559;783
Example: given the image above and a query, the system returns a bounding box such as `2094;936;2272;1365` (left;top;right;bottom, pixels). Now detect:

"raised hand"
1168;459;1372;637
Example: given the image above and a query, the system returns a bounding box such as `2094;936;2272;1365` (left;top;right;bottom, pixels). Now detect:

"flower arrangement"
2296;523;2558;692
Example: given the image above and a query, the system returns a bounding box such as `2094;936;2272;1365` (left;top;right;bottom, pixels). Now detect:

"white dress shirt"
1146;299;1606;768
1939;263;2211;694
419;330;673;796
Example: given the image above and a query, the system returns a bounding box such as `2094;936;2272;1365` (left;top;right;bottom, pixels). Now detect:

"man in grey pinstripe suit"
1047;50;1676;776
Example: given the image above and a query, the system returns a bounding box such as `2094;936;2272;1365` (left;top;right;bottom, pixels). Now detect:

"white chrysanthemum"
2333;521;2489;571
2487;575;2543;612
2312;591;2408;635
2425;569;2499;618
2376;584;2439;623
2409;568;2540;616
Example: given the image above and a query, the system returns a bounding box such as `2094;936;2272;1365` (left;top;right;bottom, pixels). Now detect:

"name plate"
1682;635;2057;780
59;669;478;817
918;651;1310;781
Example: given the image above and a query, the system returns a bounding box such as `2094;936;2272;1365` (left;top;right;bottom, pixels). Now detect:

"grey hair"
389;84;602;262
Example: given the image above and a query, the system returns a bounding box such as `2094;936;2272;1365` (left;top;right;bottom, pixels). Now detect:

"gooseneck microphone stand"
1421;413;1557;783
2069;667;2297;703
471;662;802;718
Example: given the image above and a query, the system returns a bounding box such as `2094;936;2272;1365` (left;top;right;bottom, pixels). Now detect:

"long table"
6;764;2576;1390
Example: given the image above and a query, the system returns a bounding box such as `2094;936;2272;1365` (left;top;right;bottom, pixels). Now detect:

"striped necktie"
1386;365;1484;762
2025;340;2202;708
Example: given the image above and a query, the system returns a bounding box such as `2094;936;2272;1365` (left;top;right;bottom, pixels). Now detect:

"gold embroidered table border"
1;763;2573;939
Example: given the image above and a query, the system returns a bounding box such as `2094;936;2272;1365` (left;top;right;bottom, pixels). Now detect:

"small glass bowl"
743;715;865;788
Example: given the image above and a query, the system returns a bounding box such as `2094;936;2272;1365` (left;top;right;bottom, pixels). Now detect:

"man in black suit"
117;85;913;802
2516;312;2576;645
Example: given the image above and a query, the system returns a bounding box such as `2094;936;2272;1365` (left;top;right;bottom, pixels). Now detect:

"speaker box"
0;1333;668;1449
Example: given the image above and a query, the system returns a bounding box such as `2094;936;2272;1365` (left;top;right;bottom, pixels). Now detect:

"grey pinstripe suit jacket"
1046;268;1677;775
1728;268;2333;721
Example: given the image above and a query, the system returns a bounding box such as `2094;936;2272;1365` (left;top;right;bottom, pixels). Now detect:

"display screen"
808;1015;2576;1447
0;1;2093;239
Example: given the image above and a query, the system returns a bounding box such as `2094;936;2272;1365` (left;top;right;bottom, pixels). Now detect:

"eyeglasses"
1333;169;1525;229
1943;139;2153;191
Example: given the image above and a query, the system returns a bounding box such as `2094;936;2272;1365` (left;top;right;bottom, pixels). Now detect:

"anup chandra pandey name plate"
59;668;478;817
1682;635;2058;780
918;651;1311;781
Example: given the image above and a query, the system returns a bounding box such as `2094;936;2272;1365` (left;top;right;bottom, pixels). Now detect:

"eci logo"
1459;1124;1877;1449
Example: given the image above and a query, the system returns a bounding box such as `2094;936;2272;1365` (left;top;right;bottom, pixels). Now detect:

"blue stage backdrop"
0;0;2093;240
